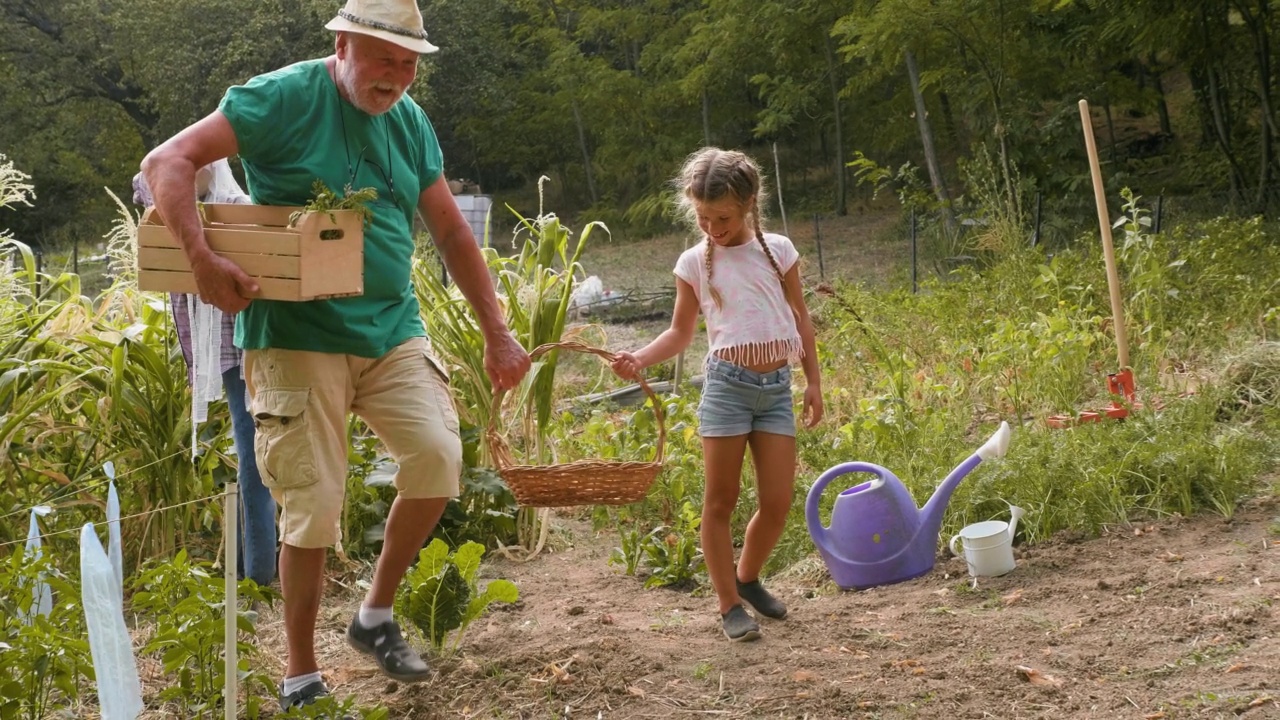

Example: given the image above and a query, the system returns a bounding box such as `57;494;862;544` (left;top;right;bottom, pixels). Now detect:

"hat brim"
325;17;439;54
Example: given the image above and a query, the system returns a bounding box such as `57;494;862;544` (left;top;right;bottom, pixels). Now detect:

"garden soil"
246;480;1280;720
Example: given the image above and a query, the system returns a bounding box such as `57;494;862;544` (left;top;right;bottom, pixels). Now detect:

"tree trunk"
1152;68;1172;135
701;88;712;147
823;32;847;216
1236;0;1278;208
1207;67;1247;196
1103;93;1118;164
938;91;962;151
905;50;957;235
571;98;598;205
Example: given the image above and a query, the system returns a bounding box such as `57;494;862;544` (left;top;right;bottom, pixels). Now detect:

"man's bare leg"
280;544;327;678
365;496;448;607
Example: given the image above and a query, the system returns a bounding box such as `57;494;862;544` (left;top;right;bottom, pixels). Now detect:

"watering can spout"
1007;504;1024;543
918;422;1012;547
977;421;1012;461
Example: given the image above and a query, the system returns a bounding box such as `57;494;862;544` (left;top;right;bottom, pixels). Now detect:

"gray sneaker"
279;679;353;719
737;578;787;619
345;615;432;683
720;605;761;642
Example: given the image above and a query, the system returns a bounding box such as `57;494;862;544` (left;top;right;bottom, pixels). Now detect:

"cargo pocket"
422;351;460;435
251;387;318;490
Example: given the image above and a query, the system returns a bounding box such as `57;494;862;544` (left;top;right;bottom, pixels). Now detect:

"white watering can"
948;505;1024;577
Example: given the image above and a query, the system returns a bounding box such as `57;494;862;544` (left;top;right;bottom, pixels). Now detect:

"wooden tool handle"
1078;99;1130;369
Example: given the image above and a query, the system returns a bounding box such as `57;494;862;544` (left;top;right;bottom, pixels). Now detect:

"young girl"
611;147;823;641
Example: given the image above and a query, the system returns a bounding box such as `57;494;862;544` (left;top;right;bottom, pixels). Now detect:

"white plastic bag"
80;523;143;720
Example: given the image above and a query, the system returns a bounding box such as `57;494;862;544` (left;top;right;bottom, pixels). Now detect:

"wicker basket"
487;341;666;507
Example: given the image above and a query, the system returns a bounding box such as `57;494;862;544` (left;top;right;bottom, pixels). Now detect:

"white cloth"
20;507;52;623
673;233;802;366
186;159;251;456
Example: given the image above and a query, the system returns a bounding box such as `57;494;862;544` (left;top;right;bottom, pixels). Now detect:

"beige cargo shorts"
243;336;462;549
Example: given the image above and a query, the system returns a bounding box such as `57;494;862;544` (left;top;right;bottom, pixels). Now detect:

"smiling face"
695;196;754;247
335;32;418;115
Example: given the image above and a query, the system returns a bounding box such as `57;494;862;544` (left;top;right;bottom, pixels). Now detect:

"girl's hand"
802;384;824;428
610;351;642;380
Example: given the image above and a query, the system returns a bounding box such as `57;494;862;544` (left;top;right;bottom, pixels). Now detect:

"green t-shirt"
218;59;443;357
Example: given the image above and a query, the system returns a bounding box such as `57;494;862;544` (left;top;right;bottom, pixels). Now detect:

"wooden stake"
772;142;790;238
1078;99;1130;369
224;482;238;720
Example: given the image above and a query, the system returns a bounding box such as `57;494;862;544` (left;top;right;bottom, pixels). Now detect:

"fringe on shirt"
708;336;804;369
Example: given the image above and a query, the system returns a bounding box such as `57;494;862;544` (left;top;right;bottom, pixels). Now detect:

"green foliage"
340;424;400;558
0;550;91;720
289;180;378;229
275;695;390;720
639;501;704;589
131;550;277;718
413;190;606;548
395;539;518;654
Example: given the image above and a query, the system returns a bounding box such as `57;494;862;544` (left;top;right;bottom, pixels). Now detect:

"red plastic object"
1045;368;1140;428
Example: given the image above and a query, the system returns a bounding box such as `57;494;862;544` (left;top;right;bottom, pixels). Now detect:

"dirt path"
255;483;1280;720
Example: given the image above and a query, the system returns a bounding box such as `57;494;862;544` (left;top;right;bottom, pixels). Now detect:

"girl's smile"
696;197;753;247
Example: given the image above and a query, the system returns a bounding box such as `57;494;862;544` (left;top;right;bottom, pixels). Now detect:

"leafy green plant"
131;550;276;718
640;501;704;589
275;695;389;720
0;550;91;720
289;179;378;228
395;539;518;653
608;524;645;576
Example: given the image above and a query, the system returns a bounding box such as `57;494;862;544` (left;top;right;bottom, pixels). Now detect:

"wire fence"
896;185;1280;292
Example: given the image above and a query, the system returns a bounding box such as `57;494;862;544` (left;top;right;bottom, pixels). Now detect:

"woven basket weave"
487;341;665;507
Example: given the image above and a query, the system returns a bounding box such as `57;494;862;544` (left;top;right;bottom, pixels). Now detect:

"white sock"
358;605;394;629
282;671;323;697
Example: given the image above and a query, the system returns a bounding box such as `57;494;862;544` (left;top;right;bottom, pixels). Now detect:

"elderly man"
140;0;530;710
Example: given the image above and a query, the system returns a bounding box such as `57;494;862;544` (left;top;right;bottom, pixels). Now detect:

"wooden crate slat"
138;224;300;256
138;246;302;279
135;206;362;302
137;269;302;301
199;203;299;227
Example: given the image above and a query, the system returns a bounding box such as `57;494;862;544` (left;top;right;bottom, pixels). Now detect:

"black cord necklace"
334;67;396;205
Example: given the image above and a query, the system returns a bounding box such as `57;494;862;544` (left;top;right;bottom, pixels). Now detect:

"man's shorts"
244;336;462;549
697;355;796;438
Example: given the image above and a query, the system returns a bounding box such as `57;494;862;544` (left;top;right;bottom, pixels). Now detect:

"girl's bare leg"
701;434;749;615
736;431;797;583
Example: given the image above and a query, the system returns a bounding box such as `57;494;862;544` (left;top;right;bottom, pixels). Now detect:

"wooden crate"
136;203;364;301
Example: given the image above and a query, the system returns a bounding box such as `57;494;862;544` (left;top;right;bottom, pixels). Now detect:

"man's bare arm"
141;111;258;312
417;176;530;390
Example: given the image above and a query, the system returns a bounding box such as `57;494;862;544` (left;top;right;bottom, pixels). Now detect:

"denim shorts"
698;356;796;437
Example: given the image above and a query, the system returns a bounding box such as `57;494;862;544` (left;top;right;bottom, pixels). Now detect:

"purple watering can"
806;421;1011;590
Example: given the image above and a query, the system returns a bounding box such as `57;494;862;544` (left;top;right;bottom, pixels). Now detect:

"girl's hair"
675;147;786;307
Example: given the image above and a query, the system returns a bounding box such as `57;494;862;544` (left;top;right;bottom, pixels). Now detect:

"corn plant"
1;171;225;563
413;180;607;549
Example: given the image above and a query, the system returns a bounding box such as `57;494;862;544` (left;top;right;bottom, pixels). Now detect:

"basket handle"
486;340;666;470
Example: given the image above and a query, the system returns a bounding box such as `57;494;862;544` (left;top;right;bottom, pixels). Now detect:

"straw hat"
324;0;439;54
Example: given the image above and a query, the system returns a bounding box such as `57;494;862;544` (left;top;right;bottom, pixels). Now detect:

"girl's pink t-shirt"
674;233;802;367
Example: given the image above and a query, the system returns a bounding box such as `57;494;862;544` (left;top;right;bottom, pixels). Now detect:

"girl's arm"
783;265;824;427
612;278;700;377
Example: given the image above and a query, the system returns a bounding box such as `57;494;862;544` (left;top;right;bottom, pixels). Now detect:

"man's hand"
191;250;258;314
484;329;531;391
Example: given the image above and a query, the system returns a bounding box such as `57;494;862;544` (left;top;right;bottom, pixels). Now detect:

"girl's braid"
704;239;723;307
752;207;786;283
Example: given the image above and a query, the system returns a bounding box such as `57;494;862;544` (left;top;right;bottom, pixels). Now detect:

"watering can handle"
805;462;894;537
948;534;963;557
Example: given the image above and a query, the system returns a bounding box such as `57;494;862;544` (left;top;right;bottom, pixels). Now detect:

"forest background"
3;0;1277;252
